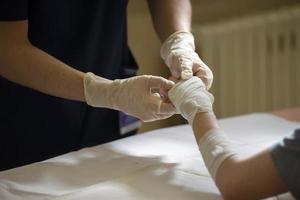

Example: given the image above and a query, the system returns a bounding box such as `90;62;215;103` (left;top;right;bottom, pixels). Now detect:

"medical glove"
84;73;176;122
160;31;213;89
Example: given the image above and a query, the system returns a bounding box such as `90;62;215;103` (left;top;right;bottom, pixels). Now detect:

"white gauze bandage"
168;76;214;124
198;128;237;180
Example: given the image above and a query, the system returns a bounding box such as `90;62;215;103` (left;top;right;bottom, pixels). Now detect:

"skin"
0;21;85;101
0;1;192;102
192;112;288;200
148;0;192;100
147;0;192;41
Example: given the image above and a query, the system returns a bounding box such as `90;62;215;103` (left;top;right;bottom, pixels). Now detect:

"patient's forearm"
192;112;219;142
192;112;288;200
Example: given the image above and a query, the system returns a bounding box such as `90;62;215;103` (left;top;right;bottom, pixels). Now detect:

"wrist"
108;79;123;109
83;72;115;108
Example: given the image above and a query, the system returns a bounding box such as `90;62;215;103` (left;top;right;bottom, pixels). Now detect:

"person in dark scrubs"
0;0;213;171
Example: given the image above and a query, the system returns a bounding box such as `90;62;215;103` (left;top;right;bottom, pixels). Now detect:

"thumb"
149;94;177;115
193;63;213;90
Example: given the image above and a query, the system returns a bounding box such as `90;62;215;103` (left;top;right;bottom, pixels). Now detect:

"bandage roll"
198;128;237;180
168;77;214;124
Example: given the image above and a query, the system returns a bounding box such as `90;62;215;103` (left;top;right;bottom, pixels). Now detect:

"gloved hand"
168;76;214;124
160;31;213;90
83;72;176;122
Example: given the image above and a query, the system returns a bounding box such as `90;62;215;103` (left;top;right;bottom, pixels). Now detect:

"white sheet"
0;113;299;200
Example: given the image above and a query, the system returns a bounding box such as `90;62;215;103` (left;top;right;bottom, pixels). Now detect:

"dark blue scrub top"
0;0;138;170
271;129;300;199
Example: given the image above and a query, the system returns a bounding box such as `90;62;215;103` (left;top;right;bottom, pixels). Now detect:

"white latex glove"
84;72;176;122
168;76;214;124
160;31;213;90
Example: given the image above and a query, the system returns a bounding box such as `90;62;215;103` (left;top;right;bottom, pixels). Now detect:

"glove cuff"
160;31;195;60
83;72;116;108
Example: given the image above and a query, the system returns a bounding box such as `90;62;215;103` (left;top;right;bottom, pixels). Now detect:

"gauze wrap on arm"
168;77;236;180
198;128;237;180
168;76;214;124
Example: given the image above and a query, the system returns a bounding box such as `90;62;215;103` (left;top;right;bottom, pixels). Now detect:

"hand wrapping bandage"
168;76;214;124
84;73;176;122
161;31;213;89
198;128;237;180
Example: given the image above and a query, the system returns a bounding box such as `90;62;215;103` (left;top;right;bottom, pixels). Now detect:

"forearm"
147;0;191;41
192;112;219;142
192;112;287;200
0;40;85;102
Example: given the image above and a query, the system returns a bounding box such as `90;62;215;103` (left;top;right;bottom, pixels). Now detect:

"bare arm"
147;0;192;41
192;113;288;200
0;21;85;101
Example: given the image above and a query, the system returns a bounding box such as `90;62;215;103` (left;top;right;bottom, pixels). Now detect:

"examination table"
1;111;299;200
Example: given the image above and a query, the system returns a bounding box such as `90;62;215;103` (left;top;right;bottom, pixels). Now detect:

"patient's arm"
168;77;290;200
192;113;288;200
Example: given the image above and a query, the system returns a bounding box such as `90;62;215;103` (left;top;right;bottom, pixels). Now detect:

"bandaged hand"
84;73;176;122
160;31;213;89
168;76;214;124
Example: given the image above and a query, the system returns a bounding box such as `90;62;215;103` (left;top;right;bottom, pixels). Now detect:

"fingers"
193;64;213;90
168;76;179;83
159;77;176;103
155;113;174;120
178;56;193;80
149;93;176;115
143;113;174;122
180;60;193;80
142;97;176;122
181;70;193;80
159;88;169;102
151;90;169;103
149;76;175;91
170;67;181;79
168;50;213;89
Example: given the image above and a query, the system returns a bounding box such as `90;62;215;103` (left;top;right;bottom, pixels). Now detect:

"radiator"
194;5;300;118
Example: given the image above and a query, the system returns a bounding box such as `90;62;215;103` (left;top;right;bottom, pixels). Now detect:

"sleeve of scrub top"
0;0;28;21
270;128;300;199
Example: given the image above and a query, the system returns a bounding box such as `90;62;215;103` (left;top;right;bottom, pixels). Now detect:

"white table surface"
0;113;299;200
